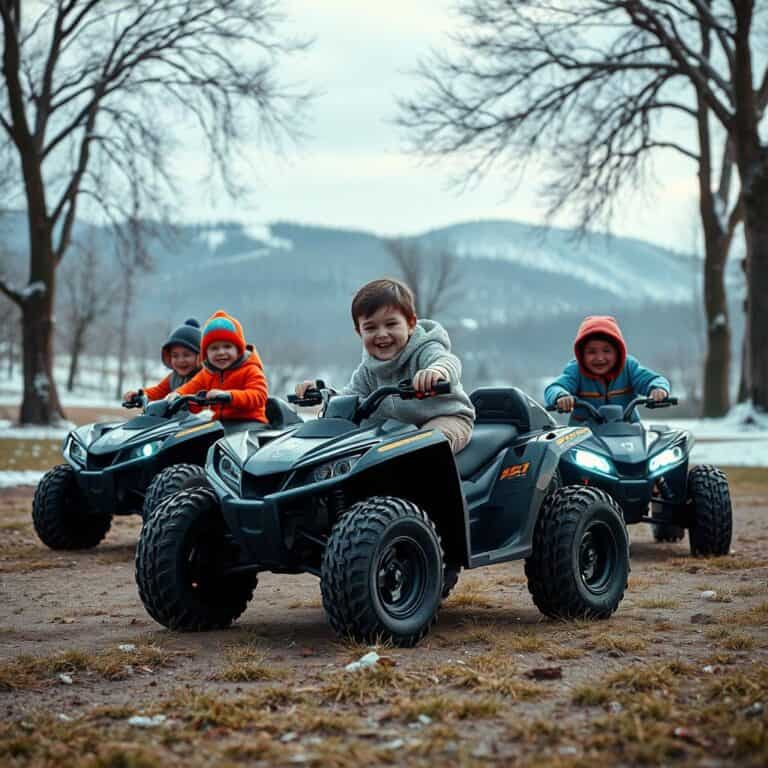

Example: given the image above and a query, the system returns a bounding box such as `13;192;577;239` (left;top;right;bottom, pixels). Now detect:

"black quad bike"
546;396;732;556
136;381;632;646
32;391;300;550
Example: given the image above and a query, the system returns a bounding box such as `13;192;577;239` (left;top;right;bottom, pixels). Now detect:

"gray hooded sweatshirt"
342;319;475;426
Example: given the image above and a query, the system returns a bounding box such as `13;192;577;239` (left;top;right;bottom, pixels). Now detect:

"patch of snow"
243;222;293;250
20;281;46;299
0;471;44;487
33;373;51;403
709;313;727;331
712;193;728;235
460;318;479;331
201;228;226;251
0;419;73;439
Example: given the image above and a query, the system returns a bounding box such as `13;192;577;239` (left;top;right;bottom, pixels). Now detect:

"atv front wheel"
525;486;629;619
442;563;461;600
135;487;256;630
688;465;732;556
142;463;208;521
321;496;444;647
32;464;111;549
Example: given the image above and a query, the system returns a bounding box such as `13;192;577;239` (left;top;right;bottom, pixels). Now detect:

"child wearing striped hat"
123;318;202;403
168;310;269;424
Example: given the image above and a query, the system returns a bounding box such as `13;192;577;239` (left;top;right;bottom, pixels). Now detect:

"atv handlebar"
546;396;679;423
166;390;232;416
122;389;148;409
287;380;327;407
622;395;678;420
355;379;451;422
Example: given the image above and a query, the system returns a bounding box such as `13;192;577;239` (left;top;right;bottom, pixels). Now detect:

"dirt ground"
0;470;766;767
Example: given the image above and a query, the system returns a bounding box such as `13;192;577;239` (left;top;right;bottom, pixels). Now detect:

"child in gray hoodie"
296;278;475;453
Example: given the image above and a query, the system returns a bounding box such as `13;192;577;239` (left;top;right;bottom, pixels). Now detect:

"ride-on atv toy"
546;396;732;556
33;391;300;550
136;381;631;646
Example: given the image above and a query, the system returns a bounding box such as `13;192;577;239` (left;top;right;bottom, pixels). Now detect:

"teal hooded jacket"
544;316;670;423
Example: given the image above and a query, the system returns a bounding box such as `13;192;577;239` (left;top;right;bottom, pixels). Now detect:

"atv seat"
456;423;517;479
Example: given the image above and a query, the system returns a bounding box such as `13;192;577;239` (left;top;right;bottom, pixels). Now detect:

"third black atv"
136;381;631;646
33;391;300;549
546;396;732;556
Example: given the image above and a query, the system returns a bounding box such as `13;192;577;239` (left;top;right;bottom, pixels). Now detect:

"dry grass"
445;583;496;609
584;631;647;654
730;601;768;626
211;644;283;683
635;596;679;609
0;639;181;691
385;693;503;721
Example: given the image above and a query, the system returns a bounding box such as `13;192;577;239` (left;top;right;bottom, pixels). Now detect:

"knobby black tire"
688;465;732;557
525;485;630;620
650;501;685;543
142;463;208;521
442;564;460;600
321;496;444;647
32;464;111;550
135;486;256;630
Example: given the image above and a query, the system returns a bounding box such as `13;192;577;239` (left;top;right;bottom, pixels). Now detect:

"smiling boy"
544;315;670;423
296;278;475;453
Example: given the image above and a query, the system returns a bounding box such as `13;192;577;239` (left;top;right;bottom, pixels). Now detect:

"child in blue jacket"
544;315;670;423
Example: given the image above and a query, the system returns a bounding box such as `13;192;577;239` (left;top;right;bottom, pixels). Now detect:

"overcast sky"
174;0;703;253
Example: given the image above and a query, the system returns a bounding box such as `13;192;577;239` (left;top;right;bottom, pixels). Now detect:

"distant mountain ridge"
0;212;745;391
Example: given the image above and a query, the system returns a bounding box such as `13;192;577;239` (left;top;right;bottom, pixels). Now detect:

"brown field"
0;464;766;766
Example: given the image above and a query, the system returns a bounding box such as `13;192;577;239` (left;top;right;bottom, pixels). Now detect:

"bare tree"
58;241;118;392
0;0;308;424
400;0;768;413
386;239;463;318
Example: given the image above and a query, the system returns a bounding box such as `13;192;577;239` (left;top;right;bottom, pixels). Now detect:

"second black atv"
32;391;300;550
136;381;631;646
546;396;732;556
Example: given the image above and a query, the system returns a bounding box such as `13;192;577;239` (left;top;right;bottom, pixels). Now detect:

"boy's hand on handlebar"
165;392;180;402
413;368;445;394
650;388;669;402
295;380;318;399
556;395;575;412
122;390;137;403
207;389;228;399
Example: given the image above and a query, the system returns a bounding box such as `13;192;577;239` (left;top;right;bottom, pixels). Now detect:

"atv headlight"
649;445;684;475
66;436;87;465
573;449;613;475
128;440;164;461
217;451;242;492
312;454;362;483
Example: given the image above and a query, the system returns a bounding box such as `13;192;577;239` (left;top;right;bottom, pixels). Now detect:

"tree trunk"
67;323;87;392
741;149;768;410
700;225;731;417
115;267;134;400
19;234;65;425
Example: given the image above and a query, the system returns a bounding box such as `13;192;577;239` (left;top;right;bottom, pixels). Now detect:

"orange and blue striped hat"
201;310;246;359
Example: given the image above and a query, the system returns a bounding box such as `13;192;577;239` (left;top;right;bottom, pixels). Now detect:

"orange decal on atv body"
500;462;530;480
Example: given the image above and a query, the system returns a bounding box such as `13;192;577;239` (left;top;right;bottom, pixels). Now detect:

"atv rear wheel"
321;496;444;647
525;486;629;620
135;487;256;630
142;463;208;521
32;464;111;549
688;465;732;556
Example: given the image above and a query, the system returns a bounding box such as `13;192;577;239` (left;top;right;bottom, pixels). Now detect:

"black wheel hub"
376;536;428;620
578;522;617;594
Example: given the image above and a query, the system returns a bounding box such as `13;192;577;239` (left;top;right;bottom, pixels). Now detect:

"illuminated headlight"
66;437;87;465
312;454;362;483
128;440;164;461
649;446;684;474
218;452;242;491
573;449;613;475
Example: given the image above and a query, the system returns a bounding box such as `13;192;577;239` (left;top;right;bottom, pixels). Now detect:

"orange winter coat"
174;346;268;423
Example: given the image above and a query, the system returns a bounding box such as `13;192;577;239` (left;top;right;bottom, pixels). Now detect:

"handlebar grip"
432;380;451;395
287;394;298;404
209;393;232;404
545;405;558;412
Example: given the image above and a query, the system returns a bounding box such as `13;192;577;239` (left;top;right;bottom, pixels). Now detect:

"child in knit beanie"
123;318;201;404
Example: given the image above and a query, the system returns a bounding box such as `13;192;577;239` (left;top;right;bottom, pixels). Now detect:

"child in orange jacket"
123;318;201;403
168;310;268;424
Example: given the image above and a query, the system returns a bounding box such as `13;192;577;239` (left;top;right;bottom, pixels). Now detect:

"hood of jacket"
574;315;627;380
